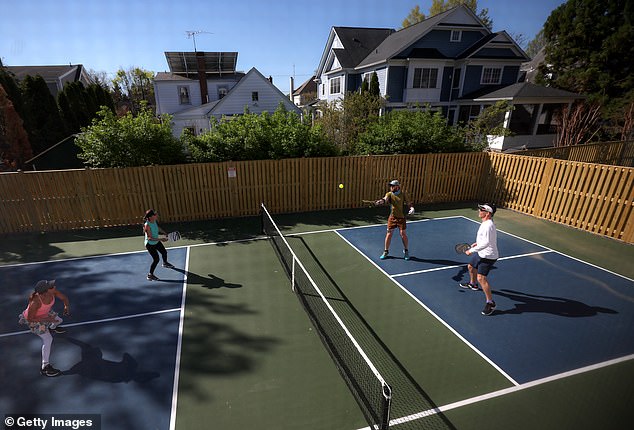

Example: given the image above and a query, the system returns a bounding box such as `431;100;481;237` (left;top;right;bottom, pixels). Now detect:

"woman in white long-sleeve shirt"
460;203;499;315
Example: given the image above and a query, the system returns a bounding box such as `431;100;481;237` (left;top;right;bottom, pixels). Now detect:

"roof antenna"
186;30;213;52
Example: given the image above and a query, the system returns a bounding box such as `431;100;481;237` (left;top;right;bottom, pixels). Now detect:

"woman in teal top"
143;209;174;280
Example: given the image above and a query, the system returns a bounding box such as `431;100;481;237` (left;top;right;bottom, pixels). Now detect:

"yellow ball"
338;183;344;189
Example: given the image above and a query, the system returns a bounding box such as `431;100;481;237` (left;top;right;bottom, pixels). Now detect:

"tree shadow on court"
295;237;457;430
493;289;619;317
62;337;160;383
170;268;242;290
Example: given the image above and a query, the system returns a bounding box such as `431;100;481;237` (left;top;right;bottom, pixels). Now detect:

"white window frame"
218;87;228;99
178;86;190;104
481;67;502;85
413;68;438;89
450;30;462;42
330;77;341;94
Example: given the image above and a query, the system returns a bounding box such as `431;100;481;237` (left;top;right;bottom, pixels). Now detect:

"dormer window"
450;30;462;42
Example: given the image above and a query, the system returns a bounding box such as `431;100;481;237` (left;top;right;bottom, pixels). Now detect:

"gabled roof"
172;67;300;120
210;67;299;115
316;27;393;76
293;76;317;96
356;5;485;68
457;31;529;61
469;82;584;102
332;27;394;68
5;65;87;82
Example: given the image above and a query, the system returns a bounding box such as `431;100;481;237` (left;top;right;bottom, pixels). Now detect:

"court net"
261;203;392;430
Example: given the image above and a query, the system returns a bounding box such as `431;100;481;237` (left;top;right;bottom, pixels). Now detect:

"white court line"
169;246;190;430
392;250;554;278
0;237;268;269
0;307;182;339
457;215;634;282
354;353;634;430
335;230;520;386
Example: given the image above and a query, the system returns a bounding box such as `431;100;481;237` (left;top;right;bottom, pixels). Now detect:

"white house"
154;51;300;137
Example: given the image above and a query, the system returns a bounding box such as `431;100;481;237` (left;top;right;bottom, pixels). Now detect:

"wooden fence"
1;152;633;243
519;140;634;167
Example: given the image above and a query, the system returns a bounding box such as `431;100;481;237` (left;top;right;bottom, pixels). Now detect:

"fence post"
532;157;556;218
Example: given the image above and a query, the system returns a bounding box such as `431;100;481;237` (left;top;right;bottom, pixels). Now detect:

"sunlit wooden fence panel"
520;140;634;167
1;152;632;242
484;153;634;242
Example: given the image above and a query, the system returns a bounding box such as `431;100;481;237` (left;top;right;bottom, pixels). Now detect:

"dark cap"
144;209;156;219
35;279;56;293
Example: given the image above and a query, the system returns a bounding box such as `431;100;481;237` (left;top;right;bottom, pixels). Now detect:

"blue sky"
1;0;565;93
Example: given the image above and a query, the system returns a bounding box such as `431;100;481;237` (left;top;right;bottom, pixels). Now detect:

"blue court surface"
337;217;634;385
0;248;188;429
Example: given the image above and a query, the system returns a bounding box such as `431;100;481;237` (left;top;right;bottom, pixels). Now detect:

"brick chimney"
196;52;209;104
289;76;294;101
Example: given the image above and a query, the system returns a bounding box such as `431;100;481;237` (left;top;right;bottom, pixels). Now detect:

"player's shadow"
171;268;242;290
408;256;466;266
494;289;618;317
62;337;159;383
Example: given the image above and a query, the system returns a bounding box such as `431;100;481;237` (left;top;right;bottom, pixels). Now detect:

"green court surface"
2;203;633;430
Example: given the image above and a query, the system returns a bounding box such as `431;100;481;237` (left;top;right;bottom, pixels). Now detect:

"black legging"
146;241;168;274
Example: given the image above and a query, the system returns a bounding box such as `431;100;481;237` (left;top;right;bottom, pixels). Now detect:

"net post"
380;382;392;430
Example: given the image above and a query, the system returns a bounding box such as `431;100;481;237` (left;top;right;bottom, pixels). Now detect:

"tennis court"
1;204;633;430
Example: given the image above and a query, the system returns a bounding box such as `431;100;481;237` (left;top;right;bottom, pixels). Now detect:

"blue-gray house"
314;5;581;151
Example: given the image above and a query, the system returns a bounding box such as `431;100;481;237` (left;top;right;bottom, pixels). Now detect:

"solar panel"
164;52;238;76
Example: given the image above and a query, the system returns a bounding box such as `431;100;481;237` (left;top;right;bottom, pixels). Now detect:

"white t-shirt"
471;219;499;259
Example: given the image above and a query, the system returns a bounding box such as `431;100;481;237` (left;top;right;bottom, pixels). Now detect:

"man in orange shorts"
375;180;414;260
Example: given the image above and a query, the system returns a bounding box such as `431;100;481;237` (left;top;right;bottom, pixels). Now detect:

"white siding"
212;70;297;116
154;80;201;115
404;61;446;103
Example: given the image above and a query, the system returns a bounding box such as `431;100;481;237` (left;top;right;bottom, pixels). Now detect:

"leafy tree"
0;84;32;169
185;105;336;162
357;108;467;155
20;75;67;155
402;5;425;28
316;91;384;154
112;67;155;115
76;106;184;167
462;101;512;151
525;29;546;59
540;0;634;138
403;1;492;29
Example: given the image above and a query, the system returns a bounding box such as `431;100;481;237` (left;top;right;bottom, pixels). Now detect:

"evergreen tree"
369;72;380;97
0;66;26;120
20;75;66;155
0;84;32;169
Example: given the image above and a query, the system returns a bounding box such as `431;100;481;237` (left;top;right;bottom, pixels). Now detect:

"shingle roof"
332;27;394;68
466;82;584;101
356;7;458;68
5;65;82;81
